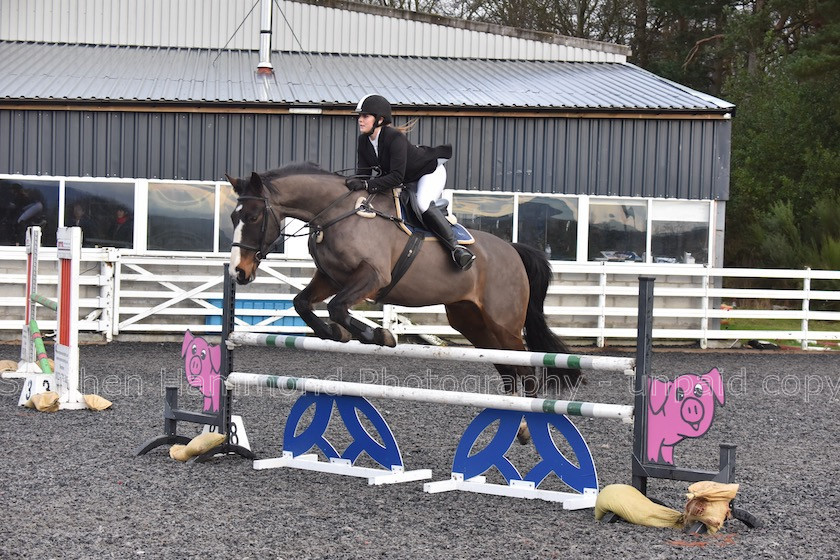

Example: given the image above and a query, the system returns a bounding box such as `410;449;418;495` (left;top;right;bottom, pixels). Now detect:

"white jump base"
254;452;433;486
424;474;598;510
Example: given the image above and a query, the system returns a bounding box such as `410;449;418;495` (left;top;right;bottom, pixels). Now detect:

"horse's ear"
249;172;264;194
225;173;245;195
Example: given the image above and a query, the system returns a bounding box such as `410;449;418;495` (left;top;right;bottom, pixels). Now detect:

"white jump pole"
10;226;43;377
227;371;635;421
228;333;635;374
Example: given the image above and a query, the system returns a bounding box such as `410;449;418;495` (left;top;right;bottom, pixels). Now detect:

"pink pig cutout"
646;367;724;465
181;330;222;413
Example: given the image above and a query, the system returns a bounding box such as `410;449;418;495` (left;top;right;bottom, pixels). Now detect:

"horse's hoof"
329;323;351;343
374;328;397;347
516;420;531;445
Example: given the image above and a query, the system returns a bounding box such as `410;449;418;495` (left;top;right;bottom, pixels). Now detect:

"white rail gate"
1;252;839;347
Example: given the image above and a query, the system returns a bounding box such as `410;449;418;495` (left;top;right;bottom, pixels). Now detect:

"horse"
226;163;580;440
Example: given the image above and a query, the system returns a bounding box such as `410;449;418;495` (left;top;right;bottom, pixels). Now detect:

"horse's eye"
248;214;260;224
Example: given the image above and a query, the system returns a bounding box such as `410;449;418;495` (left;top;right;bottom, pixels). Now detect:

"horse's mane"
262;162;339;182
259;162;341;196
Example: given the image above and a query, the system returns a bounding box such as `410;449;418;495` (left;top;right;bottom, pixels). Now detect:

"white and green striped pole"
228;333;635;373
227;371;634;420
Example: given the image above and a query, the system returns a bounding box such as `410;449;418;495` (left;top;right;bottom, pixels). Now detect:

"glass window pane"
65;181;135;248
518;196;578;260
1;179;59;246
588;200;647;262
652;201;709;264
452;194;514;242
218;186;238;253
147;182;215;251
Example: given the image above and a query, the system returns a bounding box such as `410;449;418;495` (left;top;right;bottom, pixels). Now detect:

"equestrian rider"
345;94;475;271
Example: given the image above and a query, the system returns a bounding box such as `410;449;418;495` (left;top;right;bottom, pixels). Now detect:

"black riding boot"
422;206;475;271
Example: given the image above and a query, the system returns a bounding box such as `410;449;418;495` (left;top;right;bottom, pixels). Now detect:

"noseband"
231;195;284;263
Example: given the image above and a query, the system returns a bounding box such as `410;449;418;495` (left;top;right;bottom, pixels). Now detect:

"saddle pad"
396;196;475;244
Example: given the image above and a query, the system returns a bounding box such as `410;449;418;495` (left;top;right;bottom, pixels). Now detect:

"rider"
345;94;475;271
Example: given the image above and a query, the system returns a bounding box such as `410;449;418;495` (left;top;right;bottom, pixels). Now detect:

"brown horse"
227;163;579;407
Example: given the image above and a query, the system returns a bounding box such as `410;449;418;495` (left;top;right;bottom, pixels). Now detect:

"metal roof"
0;41;733;112
1;0;630;62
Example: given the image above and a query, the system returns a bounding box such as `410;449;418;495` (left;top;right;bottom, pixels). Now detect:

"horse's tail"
512;243;582;389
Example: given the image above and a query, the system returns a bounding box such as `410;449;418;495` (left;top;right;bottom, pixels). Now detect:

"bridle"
231;195;286;263
231;188;361;263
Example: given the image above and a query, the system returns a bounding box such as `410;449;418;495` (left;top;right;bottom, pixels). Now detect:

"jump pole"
229;333;635;374
227;372;634;420
9;226;43;377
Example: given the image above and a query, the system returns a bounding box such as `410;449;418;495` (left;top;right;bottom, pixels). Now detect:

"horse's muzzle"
234;266;255;285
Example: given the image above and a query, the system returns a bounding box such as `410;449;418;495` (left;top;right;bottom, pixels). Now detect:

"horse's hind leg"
445;301;535;444
293;270;350;342
326;261;396;347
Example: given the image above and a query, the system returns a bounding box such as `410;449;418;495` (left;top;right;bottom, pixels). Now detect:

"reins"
234;177;404;262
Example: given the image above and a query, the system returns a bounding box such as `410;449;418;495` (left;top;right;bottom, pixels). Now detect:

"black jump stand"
135;265;253;462
134;386;254;462
602;277;760;531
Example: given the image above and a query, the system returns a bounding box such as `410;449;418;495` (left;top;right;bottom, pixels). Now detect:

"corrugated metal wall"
0;0;627;62
0;109;730;199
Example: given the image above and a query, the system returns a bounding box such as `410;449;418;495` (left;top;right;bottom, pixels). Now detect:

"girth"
308;228;426;304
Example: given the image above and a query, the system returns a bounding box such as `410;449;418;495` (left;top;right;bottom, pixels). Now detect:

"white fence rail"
1;249;838;348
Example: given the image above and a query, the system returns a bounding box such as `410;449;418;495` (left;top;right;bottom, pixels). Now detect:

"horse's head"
227;171;284;285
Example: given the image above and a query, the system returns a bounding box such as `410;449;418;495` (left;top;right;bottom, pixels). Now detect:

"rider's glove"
346;178;368;191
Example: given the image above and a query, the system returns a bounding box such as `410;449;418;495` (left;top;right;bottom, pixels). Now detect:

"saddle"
357;185;474;302
392;185;474;244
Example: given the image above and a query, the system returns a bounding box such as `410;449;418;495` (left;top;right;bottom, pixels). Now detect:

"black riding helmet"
354;94;392;129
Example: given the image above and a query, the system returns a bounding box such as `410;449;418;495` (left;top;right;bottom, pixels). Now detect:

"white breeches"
415;161;447;213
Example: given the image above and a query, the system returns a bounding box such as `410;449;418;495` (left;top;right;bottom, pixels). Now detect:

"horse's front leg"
293;270;350;343
327;261;396;347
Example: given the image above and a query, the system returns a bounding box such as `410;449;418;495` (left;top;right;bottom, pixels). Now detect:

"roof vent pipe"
257;0;273;74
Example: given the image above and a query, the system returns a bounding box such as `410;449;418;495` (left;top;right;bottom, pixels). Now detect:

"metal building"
0;0;733;267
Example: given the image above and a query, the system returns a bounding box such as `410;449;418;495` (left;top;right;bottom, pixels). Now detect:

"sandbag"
169;444;191;462
683;481;739;533
594;484;684;528
24;391;60;412
83;394;113;411
0;359;17;372
170;432;227;462
185;432;226;456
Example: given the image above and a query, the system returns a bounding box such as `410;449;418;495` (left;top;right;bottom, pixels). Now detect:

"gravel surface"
1;341;838;559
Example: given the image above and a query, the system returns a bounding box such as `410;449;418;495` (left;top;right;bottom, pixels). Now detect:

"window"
147;182;215;251
218;186;238;253
518;196;578;260
588;200;647;262
0;179;59;246
65;180;135;249
651;201;709;264
452;194;514;242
